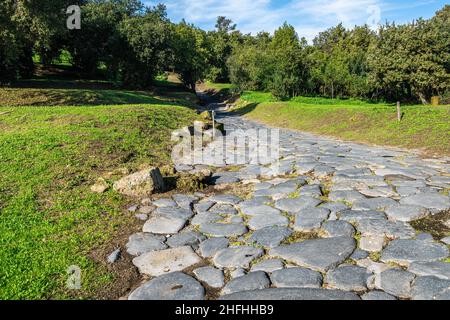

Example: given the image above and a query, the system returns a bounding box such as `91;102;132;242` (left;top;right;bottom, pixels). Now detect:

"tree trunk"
418;92;429;105
331;82;334;99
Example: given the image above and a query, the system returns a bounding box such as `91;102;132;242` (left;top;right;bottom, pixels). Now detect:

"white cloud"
144;0;438;42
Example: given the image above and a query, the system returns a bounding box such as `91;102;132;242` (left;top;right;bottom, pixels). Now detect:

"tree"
268;23;309;99
170;22;208;91
205;16;241;82
118;5;171;88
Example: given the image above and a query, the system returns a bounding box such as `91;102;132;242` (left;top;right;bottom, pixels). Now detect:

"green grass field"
0;84;198;299
234;91;450;157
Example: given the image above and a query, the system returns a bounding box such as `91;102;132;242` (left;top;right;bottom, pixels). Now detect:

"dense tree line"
229;7;449;103
0;0;448;103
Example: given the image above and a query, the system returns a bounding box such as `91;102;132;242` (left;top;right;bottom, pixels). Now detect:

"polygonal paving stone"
191;212;221;226
166;231;206;249
249;226;292;248
222;271;270;295
326;265;372;292
294;208;330;232
320;202;349;214
381;239;449;266
350;249;369;261
338;210;386;223
270;237;356;273
411;276;450;300
248;214;289;230
199;223;248;238
376;269;415;298
132;246;201;277
359;186;397;198
361;291;397;300
209;194;242;205
385;205;429;222
322;220;355;238
359;235;385;252
219;288;360;300
193;266;225;288
126;233;167;256
352;197;398;211
270;267;322;288
199;238;229;258
213;246;264;269
154;206;194;219
274;197;322;214
211;172;241;185
400;193;450;211
355;219;416;239
250;259;284;273
172;194;198;210
128;272;205;300
208;203;238;215
143;216;188;235
194;201;215;213
408;262;450;280
239;197;272;209
328;190;366;203
299;184;323;198
240;205;281;216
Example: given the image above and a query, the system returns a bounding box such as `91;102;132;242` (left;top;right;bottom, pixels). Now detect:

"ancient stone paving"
123;111;450;300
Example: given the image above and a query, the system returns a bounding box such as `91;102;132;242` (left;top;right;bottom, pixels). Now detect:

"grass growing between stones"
0;85;199;299
282;231;321;244
233;91;450;157
410;209;450;240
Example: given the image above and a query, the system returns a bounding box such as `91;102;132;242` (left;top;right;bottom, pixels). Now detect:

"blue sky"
144;0;448;42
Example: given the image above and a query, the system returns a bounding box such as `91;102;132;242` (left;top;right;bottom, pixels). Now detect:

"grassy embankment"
230;90;450;157
0;79;199;299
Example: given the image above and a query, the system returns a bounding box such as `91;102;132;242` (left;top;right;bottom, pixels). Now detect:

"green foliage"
170;22;209;91
368;7;450;103
0;87;198;299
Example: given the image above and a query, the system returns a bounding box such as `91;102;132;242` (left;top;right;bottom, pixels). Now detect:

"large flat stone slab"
132;246;201;276
249;226;292;248
222;272;270;295
352;197;397;211
193;266;225;288
128;272;204;300
400;193;450;211
274;197;322;213
326;265;371;292
199;237;229;258
199;223;248;237
270;237;356;272
126;233;167;256
220;288;360;300
166;231;206;249
322;220;355;238
381;240;449;266
408;262;450;280
338;210;386;223
328;190;367;203
385;205;429;222
240;205;281;216
355;219;416;239
143;216;188;234
294;208;330;232
248;213;289;230
213;246;264;269
376;269;415;298
270;267;322;288
411;276;450;300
